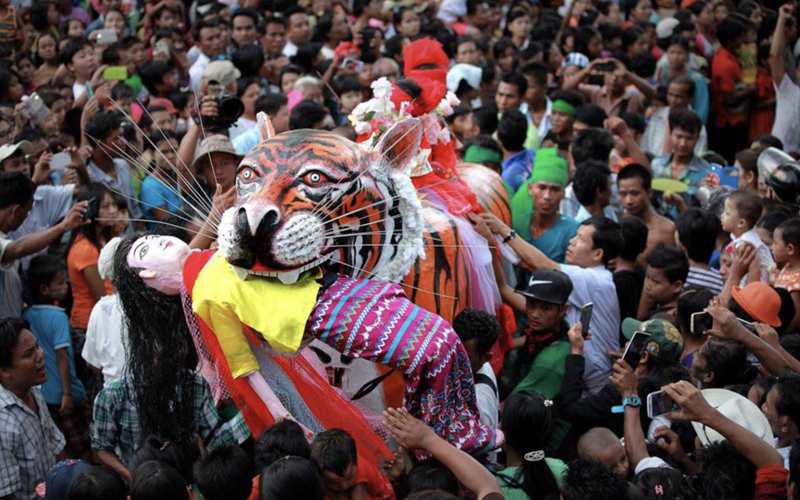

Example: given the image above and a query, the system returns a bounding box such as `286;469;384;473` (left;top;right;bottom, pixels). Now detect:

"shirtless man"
617;164;675;266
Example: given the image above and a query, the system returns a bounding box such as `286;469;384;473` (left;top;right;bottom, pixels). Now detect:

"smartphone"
691;311;713;335
342;57;364;73
49;152;72;172
20;93;49;124
737;318;756;334
92;29;118;45
83;197;99;221
153;40;170;58
647;390;680;419
103;66;128;81
580;303;593;339
595;61;617;73
622;331;652;370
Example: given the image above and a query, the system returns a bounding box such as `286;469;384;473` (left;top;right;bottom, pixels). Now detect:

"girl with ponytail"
498;390;564;500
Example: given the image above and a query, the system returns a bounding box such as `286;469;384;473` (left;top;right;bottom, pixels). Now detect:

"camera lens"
218;95;244;121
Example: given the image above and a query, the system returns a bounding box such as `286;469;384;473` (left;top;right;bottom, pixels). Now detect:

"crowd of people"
1;0;800;499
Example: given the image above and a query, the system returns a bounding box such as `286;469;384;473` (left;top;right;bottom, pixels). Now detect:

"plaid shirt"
0;385;65;500
91;373;250;463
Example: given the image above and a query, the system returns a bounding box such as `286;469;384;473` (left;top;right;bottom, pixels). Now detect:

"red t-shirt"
323;455;395;500
711;47;744;127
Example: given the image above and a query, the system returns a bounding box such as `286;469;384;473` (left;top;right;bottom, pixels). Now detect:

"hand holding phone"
647;390;680;419
91;29;118;45
83;197;99;221
690;311;712;335
103;66;128;81
49;152;72;172
580;303;593;339
622;331;652;370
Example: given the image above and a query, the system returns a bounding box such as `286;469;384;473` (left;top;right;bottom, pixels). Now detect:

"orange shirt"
67;235;113;329
711;47;744;127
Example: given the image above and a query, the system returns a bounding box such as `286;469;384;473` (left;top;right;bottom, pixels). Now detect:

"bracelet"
503;230;517;243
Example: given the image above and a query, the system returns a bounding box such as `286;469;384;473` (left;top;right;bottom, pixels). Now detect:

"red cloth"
754;465;789;500
711;47;744;127
749;70;776;140
323;455;396;500
412;171;480;216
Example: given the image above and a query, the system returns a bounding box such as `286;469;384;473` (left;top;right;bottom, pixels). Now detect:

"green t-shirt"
498;458;567;500
513;340;570;399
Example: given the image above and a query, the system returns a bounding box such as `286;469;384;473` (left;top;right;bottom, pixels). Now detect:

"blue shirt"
139;175;183;230
21;306;85;405
501;149;536;194
516;214;579;264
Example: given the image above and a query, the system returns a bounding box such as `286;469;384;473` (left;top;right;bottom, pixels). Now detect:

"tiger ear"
257;111;275;140
374;119;422;172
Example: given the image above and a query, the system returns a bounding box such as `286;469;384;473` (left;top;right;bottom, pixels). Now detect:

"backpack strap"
474;373;498;396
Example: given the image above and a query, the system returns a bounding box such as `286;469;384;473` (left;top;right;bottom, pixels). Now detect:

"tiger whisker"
94;217;218;238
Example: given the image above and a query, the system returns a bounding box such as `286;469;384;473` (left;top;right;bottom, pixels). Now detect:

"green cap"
621;318;684;364
531;148;568;187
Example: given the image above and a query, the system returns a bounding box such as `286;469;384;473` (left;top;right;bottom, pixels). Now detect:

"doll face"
126;234;190;295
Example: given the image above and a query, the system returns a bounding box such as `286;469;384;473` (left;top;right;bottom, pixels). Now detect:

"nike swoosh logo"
528;280;553;286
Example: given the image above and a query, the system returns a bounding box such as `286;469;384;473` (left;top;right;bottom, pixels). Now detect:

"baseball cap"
732;282;782;327
656;17;680;40
44;459;91;500
518;269;573;305
691;388;774;447
0;140;33;165
203;60;241;88
562;52;590;69
148;97;178;115
192;134;243;171
621;318;684;364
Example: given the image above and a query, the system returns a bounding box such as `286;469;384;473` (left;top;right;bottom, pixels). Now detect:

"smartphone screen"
49;152;71;172
647;390;680;419
93;29;118;45
622;331;652;370
737;318;756;334
580;303;593;338
691;311;712;335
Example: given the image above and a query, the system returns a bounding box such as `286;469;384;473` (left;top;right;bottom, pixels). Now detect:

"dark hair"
193;18;221;44
668;108;702;137
452;308;500;356
405;460;460;497
675;208;720;263
260;456;324;500
666;34;690;52
497;109;528;152
646;243;690;285
499;71;529;97
562;459;630;500
128;435;193;485
231;7;259;30
111;82;133;101
130;461;189;500
621;25;646;52
235;77;260;99
574;26;600;57
631;52;657;79
232;44;265;78
781;334;800;366
289;101;327;130
580;216;623;265
621;112;646;136
777;219;800;249
617;163;652;190
405;492;460;500
139;61;173;96
716;17;745;48
333;75;362;96
570;128;614;164
146;128;179;152
26;255;64;301
29;1;54;32
84;112;122;146
310;429;357;476
676;286;714;335
791;437;800;491
695;441;755;500
500;391;560;500
0;318;30;368
573;103;608;129
774;371;800;425
752;134;783;149
703;337;755;387
69;183;113;252
58;37;92;66
194;445;253;500
66;466;127;500
735;148;760;181
619;217;648;261
0;172;35;209
729;189;763;228
254;419;311;471
633;467;694;500
473;107;499;135
520;62;548;86
573;160;612;207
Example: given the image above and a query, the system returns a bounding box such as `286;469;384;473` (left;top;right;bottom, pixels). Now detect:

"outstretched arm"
477;213;559;271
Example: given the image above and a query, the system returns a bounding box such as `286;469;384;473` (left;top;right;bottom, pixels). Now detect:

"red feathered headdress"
403;38;449;85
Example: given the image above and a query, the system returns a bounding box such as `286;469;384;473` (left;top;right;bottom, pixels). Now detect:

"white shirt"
189;52;212;92
772;76;800;155
87;158;143;221
474;362;499;429
9;185;74;271
0;231;21;319
82;294;127;386
519;97;553;145
72;81;87;101
229;116;256;140
733;228;775;286
437;0;467;23
560;264;621;394
776;438;791;469
282;40;299;58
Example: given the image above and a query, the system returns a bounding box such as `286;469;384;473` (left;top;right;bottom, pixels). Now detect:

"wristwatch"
503;230;517;243
611;394;641;413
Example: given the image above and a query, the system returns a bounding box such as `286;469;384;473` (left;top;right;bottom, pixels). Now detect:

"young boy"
675;208;724;295
21;255;92;460
58;37;97;104
452;308;500;429
720;189;775;285
773;219;800;334
445;104;478;145
640;243;689;319
310;429;395;500
194;445;253;500
332;75;363;126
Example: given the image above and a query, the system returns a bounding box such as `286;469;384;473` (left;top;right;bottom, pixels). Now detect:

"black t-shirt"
613;266;645;341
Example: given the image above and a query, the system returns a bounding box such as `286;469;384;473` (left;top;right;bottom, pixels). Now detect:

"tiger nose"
236;205;280;238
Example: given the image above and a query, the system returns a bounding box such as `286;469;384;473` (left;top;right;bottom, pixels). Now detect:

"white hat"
446;63;482;93
691;389;774;447
98;236;122;282
656;17;681;40
0;141;32;165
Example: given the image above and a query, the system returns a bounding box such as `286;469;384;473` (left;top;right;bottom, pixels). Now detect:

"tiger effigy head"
218;119;426;285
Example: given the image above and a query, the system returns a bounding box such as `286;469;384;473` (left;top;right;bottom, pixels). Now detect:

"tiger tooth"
277;270;300;284
230;265;249;281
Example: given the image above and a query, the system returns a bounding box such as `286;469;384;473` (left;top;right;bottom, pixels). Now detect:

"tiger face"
218;119;425;285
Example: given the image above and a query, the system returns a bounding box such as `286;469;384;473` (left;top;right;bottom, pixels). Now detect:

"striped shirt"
685;266;724;295
0;7;15;42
